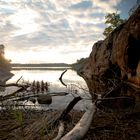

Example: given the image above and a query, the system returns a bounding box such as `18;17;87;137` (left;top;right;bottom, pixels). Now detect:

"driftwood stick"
95;96;135;111
53;121;65;140
16;76;23;84
0;87;26;101
49;92;69;96
59;69;67;87
0;83;29;88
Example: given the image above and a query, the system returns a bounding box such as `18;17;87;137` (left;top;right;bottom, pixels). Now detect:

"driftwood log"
61;103;97;140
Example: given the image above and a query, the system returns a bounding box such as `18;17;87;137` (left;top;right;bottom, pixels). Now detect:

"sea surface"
1;68;91;110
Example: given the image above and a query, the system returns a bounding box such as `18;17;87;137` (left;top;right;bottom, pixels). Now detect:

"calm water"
4;69;91;110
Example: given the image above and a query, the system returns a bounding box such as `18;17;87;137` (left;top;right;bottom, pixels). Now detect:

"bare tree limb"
0;87;26;101
59;70;67;87
58;96;82;121
0;83;29;101
16;76;23;84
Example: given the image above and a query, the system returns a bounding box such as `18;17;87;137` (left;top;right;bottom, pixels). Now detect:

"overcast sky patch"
0;0;137;63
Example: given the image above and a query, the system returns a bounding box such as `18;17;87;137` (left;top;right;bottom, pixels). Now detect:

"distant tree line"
72;58;87;72
11;63;70;67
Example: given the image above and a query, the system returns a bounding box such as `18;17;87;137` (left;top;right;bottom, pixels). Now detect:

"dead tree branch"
95;96;135;111
0;83;29;101
59;70;67;86
0;83;29;88
16;76;23;84
0;87;26;101
58;96;82;121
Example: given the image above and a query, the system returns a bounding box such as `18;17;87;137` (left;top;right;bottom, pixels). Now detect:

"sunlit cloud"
93;0;122;13
9;7;40;36
0;0;137;63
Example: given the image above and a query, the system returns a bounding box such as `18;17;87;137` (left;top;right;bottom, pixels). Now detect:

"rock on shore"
0;68;13;84
80;6;140;101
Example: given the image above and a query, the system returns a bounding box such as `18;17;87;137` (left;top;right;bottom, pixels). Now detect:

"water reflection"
8;69;88;92
8;69;86;84
4;69;91;110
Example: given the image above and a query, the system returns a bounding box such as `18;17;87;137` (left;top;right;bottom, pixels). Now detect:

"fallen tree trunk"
61;103;97;140
53;121;65;140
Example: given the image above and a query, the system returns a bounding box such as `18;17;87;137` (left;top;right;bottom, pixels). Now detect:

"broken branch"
16;76;23;84
59;70;67;87
59;96;82;121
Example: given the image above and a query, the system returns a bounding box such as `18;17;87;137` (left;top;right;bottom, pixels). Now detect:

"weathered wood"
61;103;97;140
59;69;67;86
49;92;69;96
95;96;135;111
59;96;82;121
53;121;65;140
0;83;29;101
16;76;23;84
0;83;29;88
0;87;25;101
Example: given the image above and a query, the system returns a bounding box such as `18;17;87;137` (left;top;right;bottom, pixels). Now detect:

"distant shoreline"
12;67;72;71
11;63;71;67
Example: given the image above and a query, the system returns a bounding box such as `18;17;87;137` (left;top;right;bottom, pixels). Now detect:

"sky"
0;0;137;64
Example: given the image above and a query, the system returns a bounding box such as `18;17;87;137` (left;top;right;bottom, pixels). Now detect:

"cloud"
69;1;92;10
9;7;41;36
93;0;121;13
0;0;133;63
